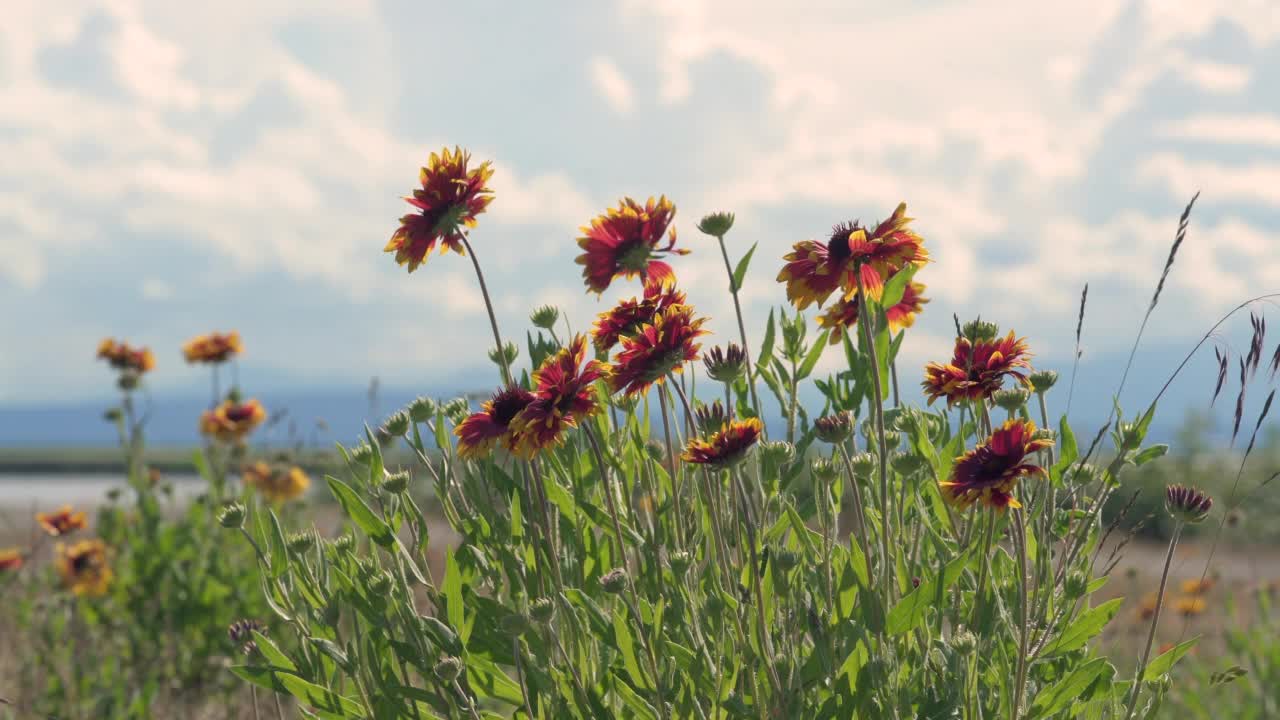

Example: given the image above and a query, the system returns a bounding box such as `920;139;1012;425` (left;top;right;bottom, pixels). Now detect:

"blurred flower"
182;331;243;364
1165;484;1213;524
703;344;747;384
96;338;155;374
681;418;763;470
455;385;536;459
609;304;708;397
56;539;113;597
36;505;87;537
242;462;311;503
576;196;687;294
694;400;730;436
0;547;23;572
1180;577;1215;595
777;202;929;310
385;147;495;273
1136;593;1158;621
592;278;688;354
200;399;267;442
941;419;1051;511
229;618;267;655
1174;596;1207;617
816;280;929;345
511;336;609;455
922;331;1033;407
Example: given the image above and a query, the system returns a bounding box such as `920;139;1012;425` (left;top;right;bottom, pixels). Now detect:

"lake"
0;473;204;508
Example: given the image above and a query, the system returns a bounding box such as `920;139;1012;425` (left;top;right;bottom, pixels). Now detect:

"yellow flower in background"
1180;577;1215;595
242;462;311;503
0;547;23;572
182;331;243;364
200;399;267;442
56;539;113;597
96;338;155;374
1174;596;1207;617
36;505;87;537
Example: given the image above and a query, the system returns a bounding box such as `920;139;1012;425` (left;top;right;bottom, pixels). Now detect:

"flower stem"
853;266;894;605
460;235;512;385
1124;521;1182;720
716;234;763;423
1011;507;1031;720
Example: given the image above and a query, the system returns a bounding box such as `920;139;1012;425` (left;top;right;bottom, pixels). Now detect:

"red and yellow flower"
36;505;87;537
609;304;708;397
96;338;156;374
816;279;929;345
510;336;609;454
592;278;687;353
455;385;536;459
385;146;495;272
922;331;1032;406
241;462;311;503
681;418;764;469
200;398;267;442
56;539;113;597
576;196;688;294
0;547;22;572
777;202;929;310
183;331;243;364
941;419;1051;511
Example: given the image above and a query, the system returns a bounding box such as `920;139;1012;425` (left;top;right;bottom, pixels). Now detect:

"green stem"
1011;508;1030;720
716;234;764;423
1124;522;1182;720
853;266;894;606
460;235;512;385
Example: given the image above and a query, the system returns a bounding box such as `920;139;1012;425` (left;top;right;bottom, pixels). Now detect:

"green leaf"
613;608;651;690
1052;414;1079;479
731;242;757;294
1143;636;1199;681
757;309;776;367
418;615;462;655
444;549;467;646
467;655;525;706
1029;657;1113;717
326;475;395;547
249;630;297;672
1040;598;1124;657
309;637;351;670
797;330;830;380
887;549;971;635
363;424;385;490
1209;665;1248;686
612;672;659;720
1132;444;1169;466
880;264;917;308
265;508;290;579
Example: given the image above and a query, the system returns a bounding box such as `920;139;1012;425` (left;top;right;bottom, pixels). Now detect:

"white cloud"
140;278;174;300
1158;114;1280;146
589;56;635;113
1137;153;1280;207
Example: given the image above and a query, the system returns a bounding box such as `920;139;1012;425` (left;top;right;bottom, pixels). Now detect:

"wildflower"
229;619;267;655
530;305;560;330
0;547;23;572
182;331;243;364
941;419;1051;511
703;344;747;384
241;462;311;503
1165;485;1213;524
1174;596;1207;617
1180;577;1215;595
576;196;687;294
510;336;609;455
349;442;375;466
96;338;155;374
218;502;247;529
778;203;929;310
816;280;929;345
681;418;764;470
200;398;267;442
55;539;112;597
36;505;87;537
609;304;708;397
385;147;494;273
592;278;687;354
922;331;1033;407
814;411;854;444
697;211;735;237
1137;593;1158;621
600;568;630;594
456;385;536;459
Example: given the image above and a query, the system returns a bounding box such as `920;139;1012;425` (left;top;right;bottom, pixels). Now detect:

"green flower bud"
218;502;246;529
703;344;747;384
1064;571;1089;599
1117;421;1143;451
880;431;901;450
488;342;518;368
500;612;530;637
105;488;122;503
407;396;437;423
697;211;735;237
760;441;796;466
1165;484;1212;524
951;628;977;655
433;656;463;683
961;319;1000;343
850;452;876;478
530;305;560;330
287;531;316;556
814;411;854;444
331;534;356;554
811;457;839;482
1029;370;1059;394
774;548;801;572
349;442;374;466
644;439;667;465
225;386;243;404
381;469;411;494
443;398;470;425
890;452;924;476
600;568;629;594
669;550;693;577
992;388;1030;413
705;593;725;616
530;598;556;624
382;410;411;437
694;400;729;436
369;571;394;597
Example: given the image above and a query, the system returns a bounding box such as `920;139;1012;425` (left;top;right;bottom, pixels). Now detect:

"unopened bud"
697;212;735;237
600;568;629;594
530;305;560;330
218;502;246;529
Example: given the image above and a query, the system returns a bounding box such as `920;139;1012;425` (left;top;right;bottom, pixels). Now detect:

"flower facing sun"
455;385;537;459
609;304;708;397
200;399;267;442
576;196;688;294
0;547;22;572
681;418;764;470
385;147;495;273
183;331;243;364
56;539;113;597
510;336;609;455
36;505;87;537
96;338;156;374
816;279;929;345
941;419;1051;511
922;331;1033;407
777;202;929;310
241;462;311;503
592;278;687;354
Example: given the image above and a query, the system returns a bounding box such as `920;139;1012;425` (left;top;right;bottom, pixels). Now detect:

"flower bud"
381;469;411;494
694;400;729;436
433;656;463;683
349;442;375;466
488;342;518;368
368;571;394;596
961;319;1000;343
774;548;801;572
117;371;140;391
331;534;356;554
218;502;246;529
105;488;122;503
644;439;666;465
669;550;693;577
703;344;747;384
1165;484;1212;524
950;628;977;655
407;396;437;423
530;597;556;624
600;568;629;594
382;411;411;437
1065;571;1089;599
443;398;470;425
814;411;854;444
287;531;316;556
1117;421;1143;451
530;305;560;330
890;452;924;476
501;612;530;636
760;441;795;466
697;211;735;237
850;452;876;478
811;457;839;482
992;388;1030;413
1029;370;1059;394
880;431;901;450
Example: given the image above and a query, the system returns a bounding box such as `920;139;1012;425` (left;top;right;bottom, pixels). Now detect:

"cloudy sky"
3;0;1279;424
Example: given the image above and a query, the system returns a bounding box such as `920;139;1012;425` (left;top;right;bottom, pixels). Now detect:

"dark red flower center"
828;221;862;262
490;388;534;426
226;405;256;422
